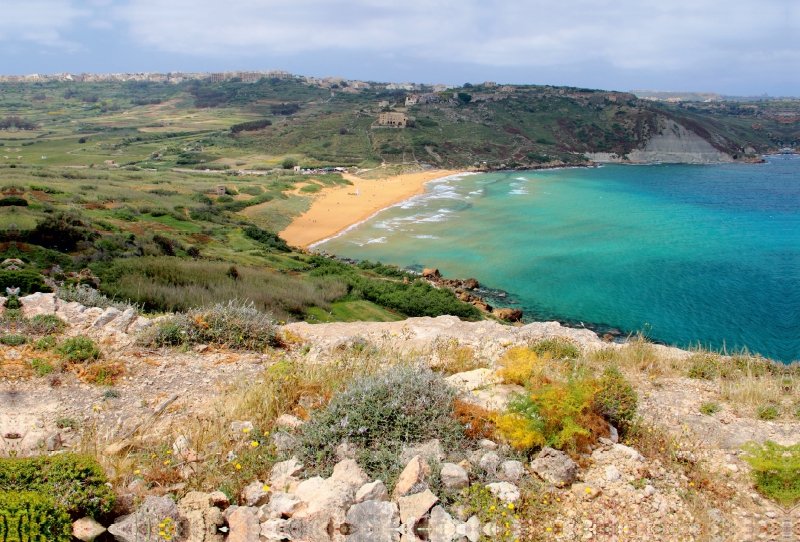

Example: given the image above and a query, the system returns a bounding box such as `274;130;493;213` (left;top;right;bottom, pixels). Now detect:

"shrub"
0;455;115;518
497;346;543;385
4;295;21;309
0;273;51;296
29;358;54;377
0;491;72;542
529;339;580;360
282;157;298;169
294;365;465;485
54;284;135;312
0;195;28;206
56;336;101;362
28;213;94;252
594;366;638;432
138;301;280;350
700;401;720;415
496;376;605;453
757;404;779;420
0;333;27;346
687;353;721;380
243;226;290;252
28;314;66;335
230;119;272;133
742;441;800;505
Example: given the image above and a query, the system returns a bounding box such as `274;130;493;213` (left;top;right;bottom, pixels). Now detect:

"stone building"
378;112;408;127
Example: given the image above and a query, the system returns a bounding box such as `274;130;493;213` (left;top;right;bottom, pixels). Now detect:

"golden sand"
279;170;462;248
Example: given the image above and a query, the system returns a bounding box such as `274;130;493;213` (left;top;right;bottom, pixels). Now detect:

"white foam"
366;237;387;244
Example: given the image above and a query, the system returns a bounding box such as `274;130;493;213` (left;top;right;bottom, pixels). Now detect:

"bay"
317;156;800;362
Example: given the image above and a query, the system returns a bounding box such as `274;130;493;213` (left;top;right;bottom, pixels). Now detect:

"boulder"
498;460;526;483
530;446;578;487
440;463;469;490
330;459;369;491
345;500;400;542
275;414;305;431
571;483;602;501
72;517;106;542
91;307;122;328
605;465;621;482
485;482;521;503
269;457;304;489
473;301;492;313
400;439;444;464
393;455;431;498
478;439;498;451
223;506;261;542
20;292;57;318
478;451;501;475
462;278;479;290
428;506;457;542
229;420;254;434
44;432;62;451
492;308;523;322
267;491;303;518
422;268;441;279
445;369;500;392
456;516;482;542
241;480;270;507
398;489;438;526
177;491;224;542
355;480;390;503
108;496;184;542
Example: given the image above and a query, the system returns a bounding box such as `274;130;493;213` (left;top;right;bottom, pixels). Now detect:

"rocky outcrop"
587;118;734;164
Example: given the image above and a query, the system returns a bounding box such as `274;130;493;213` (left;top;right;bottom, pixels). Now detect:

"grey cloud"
0;0;90;48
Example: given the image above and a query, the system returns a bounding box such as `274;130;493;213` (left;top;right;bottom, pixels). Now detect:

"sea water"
317;157;800;362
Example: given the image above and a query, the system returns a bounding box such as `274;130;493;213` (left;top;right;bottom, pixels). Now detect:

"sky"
0;0;796;96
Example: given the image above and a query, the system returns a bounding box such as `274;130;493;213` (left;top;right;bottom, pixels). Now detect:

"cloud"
114;0;796;74
0;0;90;49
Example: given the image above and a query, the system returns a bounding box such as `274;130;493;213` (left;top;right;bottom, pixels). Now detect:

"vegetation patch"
742;441;800;506
56;335;101;362
0;491;72;542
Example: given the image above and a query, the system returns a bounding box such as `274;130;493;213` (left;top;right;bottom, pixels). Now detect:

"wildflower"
166;450;172;454
585;488;592;494
507;503;514;509
134;469;141;475
93;405;100;411
163;460;170;465
489;505;496;511
250;441;259;448
263;485;270;492
242;428;250;433
235;463;242;470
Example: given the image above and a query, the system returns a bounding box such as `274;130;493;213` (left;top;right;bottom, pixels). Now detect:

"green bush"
56;336;101;362
757;404;779;420
0;196;29;206
742;441;800;505
594;366;638;432
139;301;280;351
0;491;72;542
243;226;290;252
686;353;721;380
0;455;115;518
54;284;135;312
27;314;66;335
0;334;27;346
29;358;54;377
529;339;580;360
4;295;21;310
0;273;51;296
294;365;465;486
700;401;720;415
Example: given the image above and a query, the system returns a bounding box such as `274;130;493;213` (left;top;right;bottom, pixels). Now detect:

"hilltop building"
378;112;408;127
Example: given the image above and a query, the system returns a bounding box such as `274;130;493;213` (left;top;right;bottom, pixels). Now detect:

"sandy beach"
279;170;462;248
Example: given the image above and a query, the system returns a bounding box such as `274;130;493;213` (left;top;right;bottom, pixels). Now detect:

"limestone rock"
345;500;400;542
445;369;500;392
209;491;229;509
456;516;481;542
223;506;261;542
492;307;523;322
91;307;122;328
269;456;304;489
72;517;106;542
400;439;444;464
605;465;621;482
398;489;438;526
393;455;431;498
486;482;520;503
498;460;526;483
530;446;578;487
241;480;270;507
428;506;457;542
572;482;602;500
462;278;479;290
355;480;390;503
108;496;184;542
422;268;441;279
478;451;501;475
44;432;62;451
268;491;303;518
478;439;498;451
177;491;224;542
440;463;469;490
330;459;369;491
275;414;305;431
20;292;57;318
229;420;254;434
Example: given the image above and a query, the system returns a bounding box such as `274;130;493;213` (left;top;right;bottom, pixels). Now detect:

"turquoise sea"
317;157;800;362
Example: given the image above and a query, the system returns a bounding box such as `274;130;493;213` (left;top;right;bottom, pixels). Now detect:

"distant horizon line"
0;70;795;100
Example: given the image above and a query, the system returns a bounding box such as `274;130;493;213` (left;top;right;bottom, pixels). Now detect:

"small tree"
282;157;298;169
457;92;472;105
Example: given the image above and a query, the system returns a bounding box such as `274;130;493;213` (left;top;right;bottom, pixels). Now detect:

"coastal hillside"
1;78;796;175
2;291;799;541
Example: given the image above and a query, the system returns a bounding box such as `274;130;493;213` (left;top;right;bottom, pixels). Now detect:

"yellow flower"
546;527;552;532
163;460;170;465
166;450;172;454
151;454;157;458
93;405;100;411
235;463;242;470
263;485;270;492
585;488;592;494
250;441;259;448
242;428;251;433
501;512;506;517
134;469;141;475
489;505;495;511
507;503;514;509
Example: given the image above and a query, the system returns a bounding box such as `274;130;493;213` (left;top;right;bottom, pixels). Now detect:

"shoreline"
279;169;464;248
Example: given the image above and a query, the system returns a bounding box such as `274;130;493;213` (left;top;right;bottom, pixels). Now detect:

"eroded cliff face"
587;118;734;164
